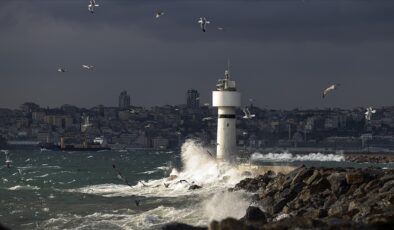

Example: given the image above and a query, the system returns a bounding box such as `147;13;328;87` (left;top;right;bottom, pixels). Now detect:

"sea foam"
250;152;345;162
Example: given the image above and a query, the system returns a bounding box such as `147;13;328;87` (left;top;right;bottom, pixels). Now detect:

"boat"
40;137;110;152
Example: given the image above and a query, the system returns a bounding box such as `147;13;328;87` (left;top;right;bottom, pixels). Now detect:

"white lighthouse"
212;66;241;162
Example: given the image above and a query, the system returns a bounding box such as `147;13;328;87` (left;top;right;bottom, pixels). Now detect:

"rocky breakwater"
345;153;394;164
164;166;394;230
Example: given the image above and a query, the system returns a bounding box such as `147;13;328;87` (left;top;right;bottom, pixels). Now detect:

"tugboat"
41;137;110;152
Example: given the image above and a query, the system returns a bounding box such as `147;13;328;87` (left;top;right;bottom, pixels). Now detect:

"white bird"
82;65;94;70
242;107;256;119
365;107;376;121
322;83;340;98
198;17;210;32
57;68;66;73
155;11;164;18
2;150;12;168
202;117;214;121
217;27;225;31
88;0;99;14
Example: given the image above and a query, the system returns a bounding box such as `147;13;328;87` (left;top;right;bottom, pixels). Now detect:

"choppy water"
1;141;393;230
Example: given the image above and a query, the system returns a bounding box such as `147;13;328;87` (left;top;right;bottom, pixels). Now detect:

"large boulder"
327;172;348;195
379;180;394;193
271;182;304;214
346;171;365;185
234;172;274;192
309;178;331;194
291;167;315;186
240;206;267;228
209;218;254;230
328;199;349;217
163;223;207;230
304;208;328;219
304;170;321;185
262;216;325;230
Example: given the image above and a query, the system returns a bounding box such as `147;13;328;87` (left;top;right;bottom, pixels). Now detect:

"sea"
1;140;394;230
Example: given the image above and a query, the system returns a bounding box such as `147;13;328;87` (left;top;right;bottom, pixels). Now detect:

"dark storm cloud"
0;0;394;109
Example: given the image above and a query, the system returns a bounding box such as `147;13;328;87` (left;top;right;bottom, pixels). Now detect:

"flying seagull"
112;164;132;187
198;17;210;32
365;107;376;121
155;11;164;18
88;0;99;13
217;27;225;31
202;117;214;121
242;107;256;119
2;150;12;168
82;65;94;70
322;84;340;98
57;68;66;73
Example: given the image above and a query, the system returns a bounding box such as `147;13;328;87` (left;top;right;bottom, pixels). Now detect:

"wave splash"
65;140;250;228
70;140;245;198
250;152;345;162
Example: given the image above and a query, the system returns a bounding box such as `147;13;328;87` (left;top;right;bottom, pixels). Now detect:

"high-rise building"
118;90;131;108
186;89;200;109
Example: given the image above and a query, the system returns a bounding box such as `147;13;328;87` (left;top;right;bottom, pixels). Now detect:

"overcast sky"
0;0;394;109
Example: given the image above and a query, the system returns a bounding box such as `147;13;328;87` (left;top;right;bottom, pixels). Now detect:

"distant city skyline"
1;0;394;109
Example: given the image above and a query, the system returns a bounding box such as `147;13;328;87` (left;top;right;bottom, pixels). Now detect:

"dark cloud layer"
0;0;393;109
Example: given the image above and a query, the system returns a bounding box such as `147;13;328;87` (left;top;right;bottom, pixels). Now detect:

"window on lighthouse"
227;123;229;127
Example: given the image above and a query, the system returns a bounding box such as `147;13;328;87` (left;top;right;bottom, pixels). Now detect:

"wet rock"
364;209;394;227
352;205;372;223
379;174;394;184
305;170;320;185
364;179;381;191
346;171;365;185
272;198;289;214
327;172;348;194
240;206;267;226
234;172;273;192
260;196;274;213
304;208;328;219
379;180;394;193
262;216;324;230
209;218;253;230
328;200;348;217
163;223;207;230
323;195;337;209
309;177;331;194
291;167;314;186
188;184;202;190
271;182;304;214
